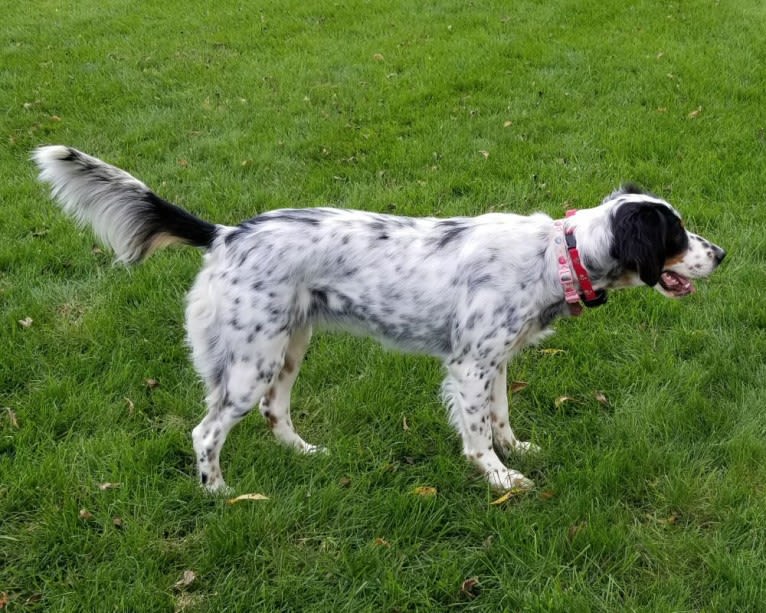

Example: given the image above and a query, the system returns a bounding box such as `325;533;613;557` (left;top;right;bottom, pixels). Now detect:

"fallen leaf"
539;348;566;356
594;391;609;406
240;159;252;167
402;416;410;431
174;570;197;591
479;150;490;159
226;493;269;505
489;488;526;505
688;106;702;119
510;381;528;393
23;594;42;607
92;245;104;255
144;378;160;390
178;159;189;167
567;521;587;540
503;120;513;128
656;107;668;113
460;577;481;598
0;592;9;609
372;53;385;62
112;516;124;529
50;115;61;122
413;486;437;497
539;489;556;501
554;396;575;408
3;408;18;429
338;476;352;488
124;397;135;415
18;317;33;329
657;512;680;526
373;537;391;547
98;482;121;491
79;509;94;521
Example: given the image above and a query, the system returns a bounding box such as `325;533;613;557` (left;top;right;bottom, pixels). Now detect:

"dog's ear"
610;202;667;286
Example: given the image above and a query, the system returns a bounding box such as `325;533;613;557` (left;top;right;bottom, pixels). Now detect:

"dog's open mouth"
659;271;695;297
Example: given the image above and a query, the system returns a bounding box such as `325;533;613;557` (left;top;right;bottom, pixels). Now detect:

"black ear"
610;203;667;286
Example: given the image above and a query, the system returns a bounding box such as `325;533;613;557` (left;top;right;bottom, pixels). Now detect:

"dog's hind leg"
489;361;540;458
191;333;290;492
259;325;325;454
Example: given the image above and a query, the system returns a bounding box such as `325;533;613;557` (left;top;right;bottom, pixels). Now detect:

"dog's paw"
486;468;534;492
512;440;541;455
202;481;233;496
302;444;328;455
496;439;542;458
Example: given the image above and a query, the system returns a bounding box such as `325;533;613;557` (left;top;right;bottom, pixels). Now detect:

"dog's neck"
552;211;608;315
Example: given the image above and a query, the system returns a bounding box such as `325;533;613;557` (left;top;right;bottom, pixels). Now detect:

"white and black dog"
33;146;725;492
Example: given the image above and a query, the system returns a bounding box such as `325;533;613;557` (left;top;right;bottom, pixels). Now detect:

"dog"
33;146;726;492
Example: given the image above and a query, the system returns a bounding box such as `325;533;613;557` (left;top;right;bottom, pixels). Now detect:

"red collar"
553;209;607;316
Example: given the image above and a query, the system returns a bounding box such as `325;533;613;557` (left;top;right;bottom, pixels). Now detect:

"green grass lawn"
2;0;766;610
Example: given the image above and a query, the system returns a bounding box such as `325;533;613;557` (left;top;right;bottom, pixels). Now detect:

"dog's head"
609;188;726;296
590;186;726;297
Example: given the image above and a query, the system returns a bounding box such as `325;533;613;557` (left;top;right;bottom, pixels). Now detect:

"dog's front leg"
490;360;541;458
443;361;534;491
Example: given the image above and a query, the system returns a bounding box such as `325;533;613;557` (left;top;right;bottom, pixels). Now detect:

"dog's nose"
714;247;726;265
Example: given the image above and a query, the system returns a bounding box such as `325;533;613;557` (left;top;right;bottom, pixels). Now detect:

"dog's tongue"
659;271;695;297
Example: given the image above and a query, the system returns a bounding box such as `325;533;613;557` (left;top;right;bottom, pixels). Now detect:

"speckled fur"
33;146;726;492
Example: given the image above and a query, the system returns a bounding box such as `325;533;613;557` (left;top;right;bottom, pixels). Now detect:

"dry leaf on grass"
688;106;703;119
567;521;588;540
413;486;437;497
594;391;609;406
554;396;575;408
226;493;269;505
510;381;528;393
3;408;18;429
98;482;121;491
489;488;527;505
174;570;197;591
539;348;565;356
460;577;481;598
402;416;410;431
0;592;9;609
373;537;391;547
78;509;94;521
539;490;556;501
144;378;160;390
479;150;490;159
18;317;33;329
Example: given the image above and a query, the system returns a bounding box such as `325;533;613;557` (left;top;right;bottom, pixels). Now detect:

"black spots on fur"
432;219;470;249
468;274;493;293
200;472;209;485
539;302;566;328
610;201;688;286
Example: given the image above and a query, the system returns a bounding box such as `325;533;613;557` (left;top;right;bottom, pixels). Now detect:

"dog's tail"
32;146;219;264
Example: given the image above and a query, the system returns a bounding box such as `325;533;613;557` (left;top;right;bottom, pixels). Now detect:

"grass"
2;0;766;610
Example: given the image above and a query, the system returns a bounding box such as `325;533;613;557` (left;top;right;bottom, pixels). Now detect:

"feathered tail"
32;146;218;264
